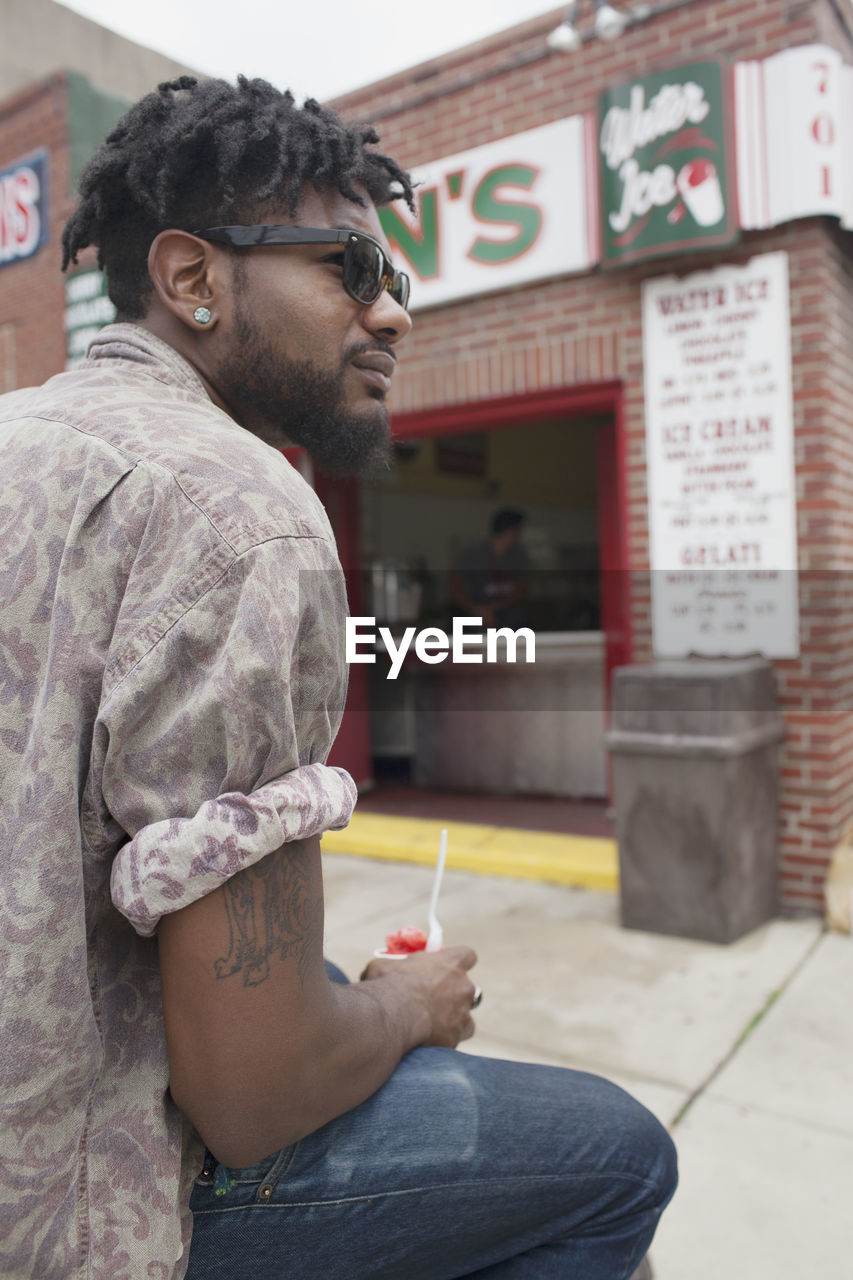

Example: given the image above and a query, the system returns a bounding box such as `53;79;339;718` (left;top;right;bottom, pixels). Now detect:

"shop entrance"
321;384;629;824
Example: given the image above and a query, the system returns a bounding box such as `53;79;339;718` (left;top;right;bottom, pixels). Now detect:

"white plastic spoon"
425;828;448;952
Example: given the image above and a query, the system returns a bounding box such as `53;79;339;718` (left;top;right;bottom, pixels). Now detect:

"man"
0;77;675;1278
450;507;531;629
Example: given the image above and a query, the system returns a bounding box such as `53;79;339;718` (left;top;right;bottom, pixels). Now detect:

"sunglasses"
193;225;411;311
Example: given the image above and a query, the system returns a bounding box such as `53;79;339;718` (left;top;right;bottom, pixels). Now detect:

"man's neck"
133;313;234;419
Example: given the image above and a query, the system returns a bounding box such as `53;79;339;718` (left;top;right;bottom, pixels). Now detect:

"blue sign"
0;150;49;268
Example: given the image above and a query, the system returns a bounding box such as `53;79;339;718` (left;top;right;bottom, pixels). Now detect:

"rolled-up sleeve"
111;764;355;935
96;531;353;935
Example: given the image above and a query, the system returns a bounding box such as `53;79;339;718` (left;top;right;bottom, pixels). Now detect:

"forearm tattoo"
214;846;320;988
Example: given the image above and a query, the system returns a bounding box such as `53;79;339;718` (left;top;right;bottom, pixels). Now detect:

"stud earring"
193;306;212;325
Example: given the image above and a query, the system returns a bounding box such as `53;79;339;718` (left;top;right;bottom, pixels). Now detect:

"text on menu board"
642;251;798;658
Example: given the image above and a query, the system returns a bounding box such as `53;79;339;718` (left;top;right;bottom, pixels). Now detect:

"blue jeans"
185;965;677;1279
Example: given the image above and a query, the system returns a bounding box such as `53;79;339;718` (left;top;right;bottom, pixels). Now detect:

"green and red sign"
597;59;738;267
377;117;594;311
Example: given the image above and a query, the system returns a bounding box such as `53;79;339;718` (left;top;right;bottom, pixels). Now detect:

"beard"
219;303;394;479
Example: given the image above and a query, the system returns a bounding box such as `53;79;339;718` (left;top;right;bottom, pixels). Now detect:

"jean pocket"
195;1145;299;1204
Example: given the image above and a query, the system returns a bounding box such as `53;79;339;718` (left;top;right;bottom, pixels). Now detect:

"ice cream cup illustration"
676;158;724;227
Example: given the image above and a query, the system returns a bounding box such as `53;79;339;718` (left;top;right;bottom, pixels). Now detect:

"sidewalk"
321;848;853;1280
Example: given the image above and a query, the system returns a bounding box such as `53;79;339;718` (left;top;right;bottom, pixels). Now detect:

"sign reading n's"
379;118;594;311
0;151;48;268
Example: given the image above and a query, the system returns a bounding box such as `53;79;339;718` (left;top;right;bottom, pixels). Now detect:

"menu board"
642;251;799;657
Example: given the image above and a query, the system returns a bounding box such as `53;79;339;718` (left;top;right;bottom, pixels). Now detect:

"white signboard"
380;116;595;311
642;251;799;658
736;44;853;230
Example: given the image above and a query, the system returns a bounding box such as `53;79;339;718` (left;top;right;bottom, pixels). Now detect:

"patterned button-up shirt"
0;324;356;1278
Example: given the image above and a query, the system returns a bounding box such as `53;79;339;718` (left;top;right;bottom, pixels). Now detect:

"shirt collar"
86;323;212;403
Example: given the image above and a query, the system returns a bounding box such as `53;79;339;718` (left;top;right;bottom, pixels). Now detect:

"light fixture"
594;0;629;40
546;19;582;51
546;1;582;51
546;0;630;51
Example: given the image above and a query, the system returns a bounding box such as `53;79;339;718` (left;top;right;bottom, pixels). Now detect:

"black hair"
491;508;525;536
61;75;415;319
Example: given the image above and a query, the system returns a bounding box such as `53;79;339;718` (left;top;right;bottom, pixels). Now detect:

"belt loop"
256;1145;297;1204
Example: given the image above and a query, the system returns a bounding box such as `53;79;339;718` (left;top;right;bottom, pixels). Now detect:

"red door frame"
391;381;634;693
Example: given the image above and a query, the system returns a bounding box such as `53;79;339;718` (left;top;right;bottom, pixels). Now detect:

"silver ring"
471;986;482;1009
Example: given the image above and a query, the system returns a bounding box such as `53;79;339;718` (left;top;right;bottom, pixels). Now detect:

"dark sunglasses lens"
390;272;410;310
345;238;384;303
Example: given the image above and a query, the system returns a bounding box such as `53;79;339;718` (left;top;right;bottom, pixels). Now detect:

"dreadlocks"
61;75;415;319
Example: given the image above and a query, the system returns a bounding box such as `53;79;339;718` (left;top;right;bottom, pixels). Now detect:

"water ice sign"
597;59;739;267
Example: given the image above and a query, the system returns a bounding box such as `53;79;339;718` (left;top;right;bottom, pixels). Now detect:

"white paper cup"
676;158;724;227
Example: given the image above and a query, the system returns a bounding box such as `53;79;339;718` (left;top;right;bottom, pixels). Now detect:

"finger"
442;945;478;970
458;1015;476;1042
359;958;398;981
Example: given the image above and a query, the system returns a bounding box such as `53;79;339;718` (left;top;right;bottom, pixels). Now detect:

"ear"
147;230;223;331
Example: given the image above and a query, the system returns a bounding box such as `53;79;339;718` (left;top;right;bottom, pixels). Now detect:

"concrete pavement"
321;848;853;1279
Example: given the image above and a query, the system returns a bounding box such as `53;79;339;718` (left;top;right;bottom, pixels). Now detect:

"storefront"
320;0;853;914
0;69;131;393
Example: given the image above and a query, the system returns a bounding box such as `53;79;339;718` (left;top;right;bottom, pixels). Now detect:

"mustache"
344;339;397;367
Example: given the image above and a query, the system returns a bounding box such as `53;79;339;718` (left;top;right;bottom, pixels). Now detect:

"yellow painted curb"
321;811;618;891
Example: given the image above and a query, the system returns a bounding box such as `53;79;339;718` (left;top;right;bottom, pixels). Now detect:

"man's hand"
360;945;478;1048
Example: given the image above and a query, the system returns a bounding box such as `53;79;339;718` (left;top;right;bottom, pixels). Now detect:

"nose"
362;287;412;343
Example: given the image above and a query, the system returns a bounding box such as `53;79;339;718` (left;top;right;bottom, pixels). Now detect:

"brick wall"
0;74;72;389
331;0;853;912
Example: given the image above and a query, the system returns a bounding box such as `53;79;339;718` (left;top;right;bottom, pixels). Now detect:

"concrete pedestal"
606;658;785;944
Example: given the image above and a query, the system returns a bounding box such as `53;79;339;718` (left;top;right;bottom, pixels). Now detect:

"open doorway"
319;385;629;835
362;417;602;635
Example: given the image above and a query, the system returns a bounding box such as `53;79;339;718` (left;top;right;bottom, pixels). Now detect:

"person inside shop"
450;506;532;628
0;75;675;1280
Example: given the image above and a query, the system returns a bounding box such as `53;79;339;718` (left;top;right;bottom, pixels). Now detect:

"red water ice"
681;158;715;187
384;926;428;954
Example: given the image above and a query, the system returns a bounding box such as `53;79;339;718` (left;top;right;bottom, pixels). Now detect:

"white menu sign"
642;251;799;658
